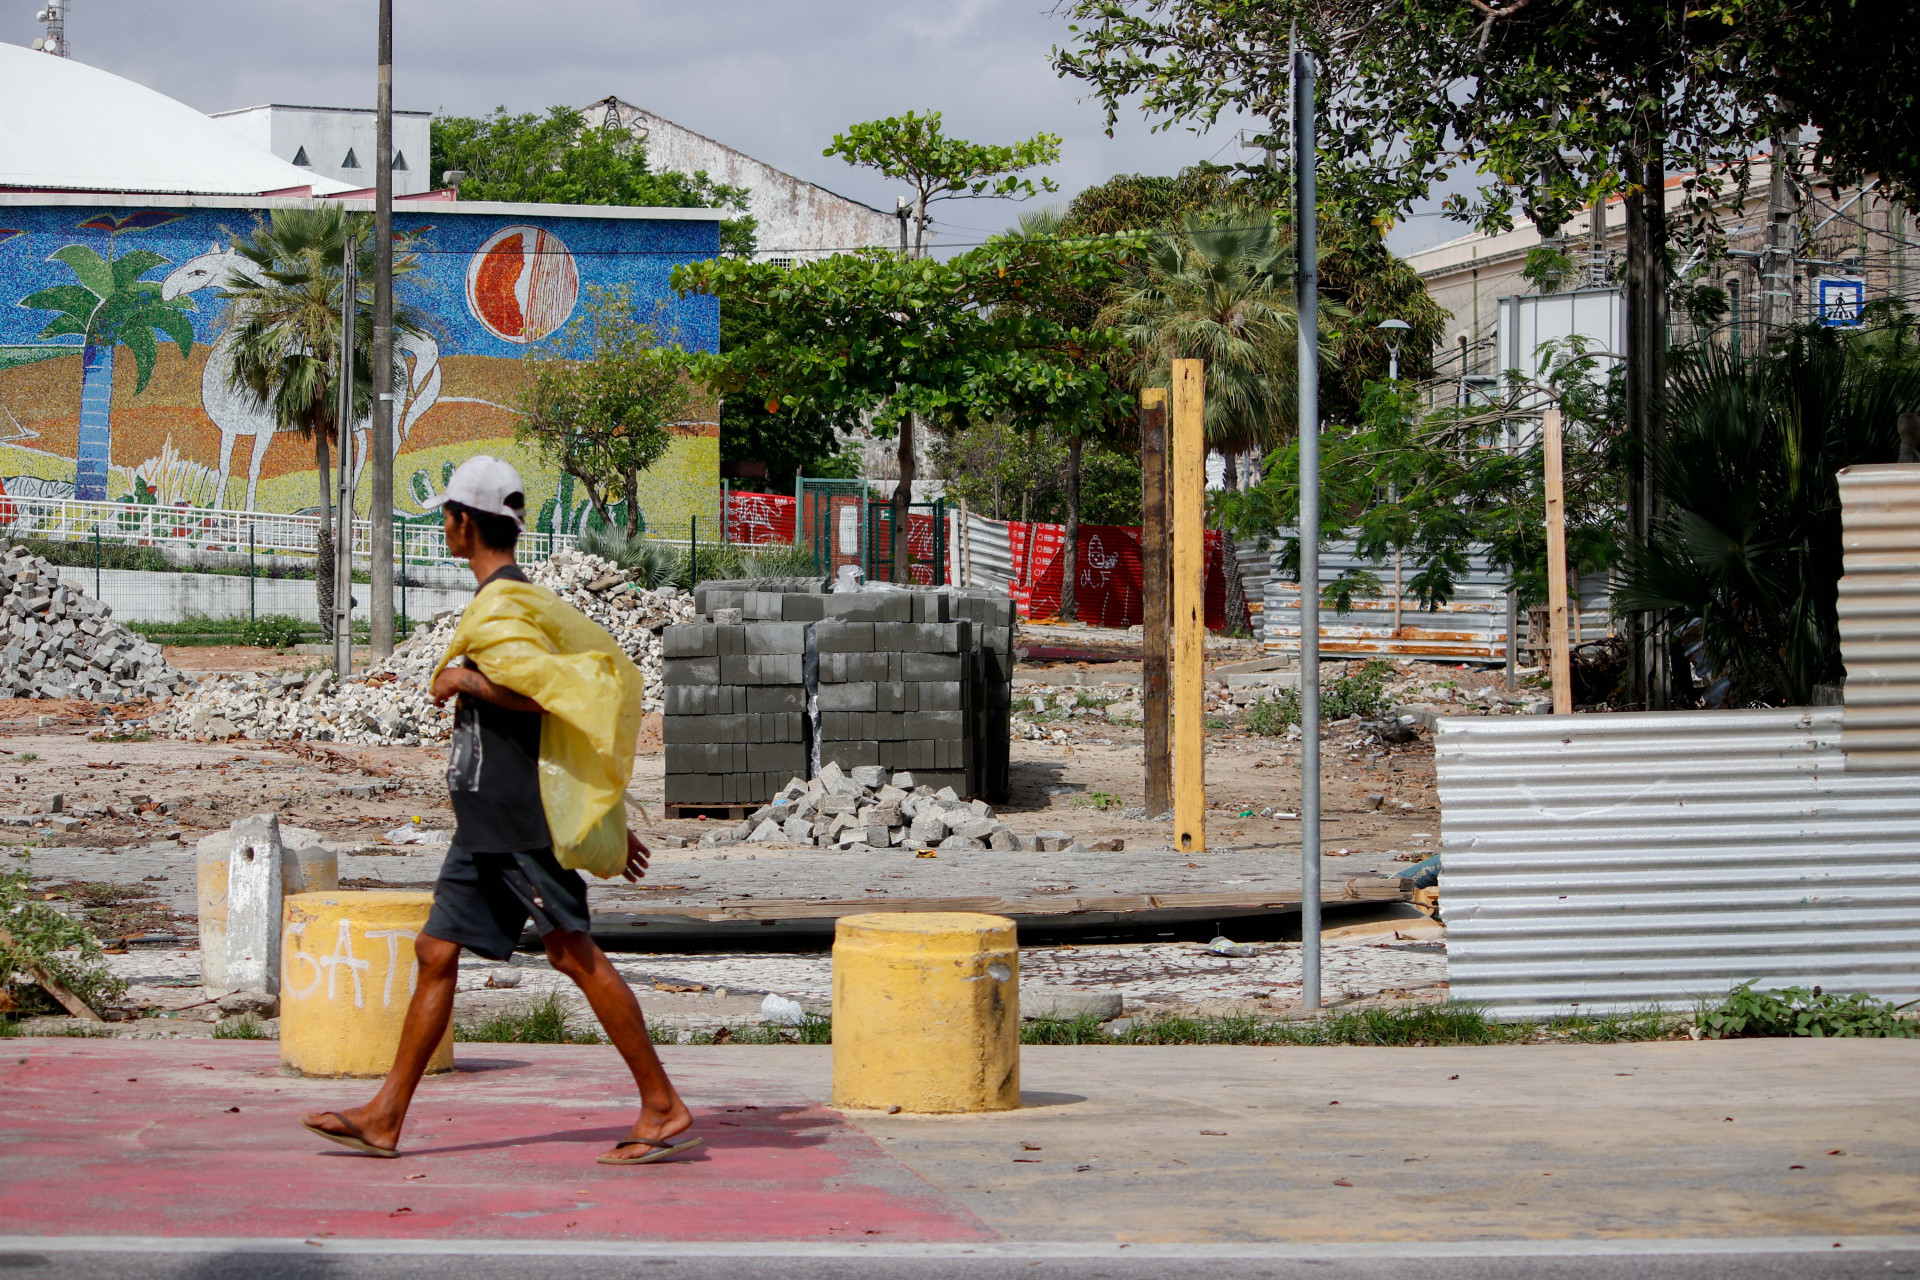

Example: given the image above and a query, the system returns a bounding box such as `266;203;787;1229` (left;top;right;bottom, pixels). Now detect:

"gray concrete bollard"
197;817;338;992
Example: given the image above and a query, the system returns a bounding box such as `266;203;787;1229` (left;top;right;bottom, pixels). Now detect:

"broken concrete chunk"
1034;830;1073;853
749;819;785;843
889;771;915;790
849;764;888;790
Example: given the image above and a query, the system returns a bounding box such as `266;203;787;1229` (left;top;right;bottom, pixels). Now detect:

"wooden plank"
1139;387;1172;818
0;924;103;1021
1170;359;1207;852
602;879;1411;924
1542;407;1573;714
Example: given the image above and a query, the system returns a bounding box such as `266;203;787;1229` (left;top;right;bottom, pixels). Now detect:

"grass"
88;729;151;744
212;1014;271;1040
17;754;35;763
453;993;602;1044
1244;660;1397;736
128;613;362;649
1022;1004;1523;1047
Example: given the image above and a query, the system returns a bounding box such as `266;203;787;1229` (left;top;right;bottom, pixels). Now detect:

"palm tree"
23;244;196;500
1107;207;1321;632
1618;328;1920;706
219;208;425;638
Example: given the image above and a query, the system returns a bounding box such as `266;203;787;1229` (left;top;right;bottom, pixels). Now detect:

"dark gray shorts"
422;844;593;961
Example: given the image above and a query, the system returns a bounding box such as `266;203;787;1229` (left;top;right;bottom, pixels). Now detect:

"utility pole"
334;245;357;680
1760;136;1798;336
1294;43;1324;1012
368;0;397;658
1140;389;1171;818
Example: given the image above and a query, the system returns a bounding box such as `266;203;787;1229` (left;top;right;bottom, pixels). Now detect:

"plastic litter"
1206;936;1260;958
760;993;807;1025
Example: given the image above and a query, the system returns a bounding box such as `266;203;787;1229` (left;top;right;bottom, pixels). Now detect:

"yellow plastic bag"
432;578;643;878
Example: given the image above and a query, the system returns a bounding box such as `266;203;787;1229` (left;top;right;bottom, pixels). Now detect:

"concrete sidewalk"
3;1038;1918;1247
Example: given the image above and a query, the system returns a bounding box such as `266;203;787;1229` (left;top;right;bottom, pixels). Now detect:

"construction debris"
154;552;695;745
0;542;185;702
694;761;1085;853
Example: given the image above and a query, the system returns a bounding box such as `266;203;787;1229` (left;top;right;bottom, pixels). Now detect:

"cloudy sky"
24;0;1459;255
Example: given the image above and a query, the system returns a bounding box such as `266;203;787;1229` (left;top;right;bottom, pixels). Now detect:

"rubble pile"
0;542;185;702
696;761;1106;853
155;552;695;745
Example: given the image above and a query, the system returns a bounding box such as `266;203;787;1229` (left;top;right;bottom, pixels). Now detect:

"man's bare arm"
431;663;545;714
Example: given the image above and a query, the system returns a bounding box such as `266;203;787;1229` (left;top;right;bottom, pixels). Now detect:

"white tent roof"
0;44;357;196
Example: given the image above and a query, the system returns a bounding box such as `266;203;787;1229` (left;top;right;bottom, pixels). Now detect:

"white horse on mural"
161;246;442;510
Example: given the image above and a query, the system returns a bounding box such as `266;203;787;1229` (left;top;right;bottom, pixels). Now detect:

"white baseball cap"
423;455;527;527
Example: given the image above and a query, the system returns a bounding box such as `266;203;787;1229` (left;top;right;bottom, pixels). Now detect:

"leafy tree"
433;107;757;257
826;110;1060;258
1618;326;1920;705
1063;166;1445;423
935;420;1142;525
222;207;428;638
518;287;693;539
676;236;1137;581
1699;0;1920;206
1219;343;1627;641
23;243;195;501
718;290;864;492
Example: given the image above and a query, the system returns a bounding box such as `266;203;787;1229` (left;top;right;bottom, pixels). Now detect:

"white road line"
3;1236;1917;1259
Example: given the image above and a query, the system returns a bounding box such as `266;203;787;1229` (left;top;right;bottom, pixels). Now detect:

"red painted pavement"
0;1039;996;1243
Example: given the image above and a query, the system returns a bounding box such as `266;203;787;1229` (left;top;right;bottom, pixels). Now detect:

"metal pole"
368;0;396;658
92;525;99;600
334;243;357;679
249;522;255;626
1295;44;1324;1013
1505;587;1518;691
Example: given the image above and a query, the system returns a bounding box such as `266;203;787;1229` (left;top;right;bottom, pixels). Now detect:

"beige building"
1403;158;1916;389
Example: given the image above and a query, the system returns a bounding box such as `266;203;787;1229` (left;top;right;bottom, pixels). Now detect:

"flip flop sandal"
302;1111;400;1159
597;1136;704;1166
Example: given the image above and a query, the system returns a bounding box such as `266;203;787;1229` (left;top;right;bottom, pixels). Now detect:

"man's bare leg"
300;932;462;1153
543;928;694;1156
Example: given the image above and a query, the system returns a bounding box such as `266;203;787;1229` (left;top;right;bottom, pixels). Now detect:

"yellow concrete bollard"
832;912;1019;1113
280;891;452;1079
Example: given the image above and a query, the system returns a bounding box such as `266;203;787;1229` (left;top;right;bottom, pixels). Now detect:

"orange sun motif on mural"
464;226;580;344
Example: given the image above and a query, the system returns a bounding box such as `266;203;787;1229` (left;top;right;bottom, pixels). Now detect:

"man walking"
301;456;697;1166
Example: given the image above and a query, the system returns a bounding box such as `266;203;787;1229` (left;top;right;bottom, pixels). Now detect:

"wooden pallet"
662;803;757;821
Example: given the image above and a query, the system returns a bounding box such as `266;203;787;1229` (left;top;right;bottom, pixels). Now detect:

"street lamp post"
1377;318;1412;640
1378;317;1412;382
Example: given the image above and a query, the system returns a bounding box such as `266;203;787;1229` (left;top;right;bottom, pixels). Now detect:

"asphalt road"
4;1240;1918;1280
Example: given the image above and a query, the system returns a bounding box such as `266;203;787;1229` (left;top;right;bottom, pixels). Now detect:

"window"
291;146;310;167
391;151;409;171
341;148;361;169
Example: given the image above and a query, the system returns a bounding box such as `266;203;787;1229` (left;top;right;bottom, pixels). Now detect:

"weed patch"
0;871;128;1013
213;1014;271;1040
1701;983;1918;1038
454;993;601;1044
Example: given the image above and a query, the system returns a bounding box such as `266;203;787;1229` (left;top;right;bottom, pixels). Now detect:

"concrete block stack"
662;581;1015;811
0;541;184;702
662;609;810;808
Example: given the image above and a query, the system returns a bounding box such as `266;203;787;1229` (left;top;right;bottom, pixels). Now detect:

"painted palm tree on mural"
22;244;195;500
218;207;426;638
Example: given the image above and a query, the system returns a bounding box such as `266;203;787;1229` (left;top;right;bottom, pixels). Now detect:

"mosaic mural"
0;201;721;535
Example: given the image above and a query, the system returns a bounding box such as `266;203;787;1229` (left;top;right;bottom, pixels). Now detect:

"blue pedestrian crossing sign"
1818;276;1867;327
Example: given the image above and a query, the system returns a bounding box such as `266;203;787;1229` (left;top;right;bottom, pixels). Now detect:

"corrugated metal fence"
1837;463;1920;770
1265;541;1515;661
1437;708;1920;1019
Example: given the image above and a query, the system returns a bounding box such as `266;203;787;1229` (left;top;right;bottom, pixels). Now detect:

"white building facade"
581;96;900;264
210;104;435;197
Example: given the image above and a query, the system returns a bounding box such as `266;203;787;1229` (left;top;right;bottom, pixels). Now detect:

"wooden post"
1139;388;1172;818
1171;360;1207;852
1543;408;1574;714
